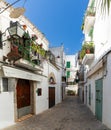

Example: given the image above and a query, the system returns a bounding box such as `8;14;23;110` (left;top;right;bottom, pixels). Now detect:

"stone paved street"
2;96;111;130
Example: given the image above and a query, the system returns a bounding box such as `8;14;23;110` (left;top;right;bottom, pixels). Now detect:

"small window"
66;62;70;68
0;31;2;49
2;78;8;92
37;88;42;96
89;84;91;105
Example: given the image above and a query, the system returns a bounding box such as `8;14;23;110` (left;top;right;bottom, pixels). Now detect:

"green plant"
87;9;95;16
80;42;94;59
81;23;84;31
86;0;96;16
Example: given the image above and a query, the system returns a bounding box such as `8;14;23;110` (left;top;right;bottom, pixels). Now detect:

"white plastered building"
0;1;62;128
81;0;111;129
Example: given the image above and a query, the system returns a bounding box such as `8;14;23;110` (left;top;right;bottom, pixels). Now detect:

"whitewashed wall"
102;53;111;129
83;0;111;129
86;53;111;129
49;64;62;104
66;55;78;80
0;92;15;129
48;62;61;104
0;2;49;129
66;84;78;95
93;0;111;61
42;61;62;105
36;77;48;114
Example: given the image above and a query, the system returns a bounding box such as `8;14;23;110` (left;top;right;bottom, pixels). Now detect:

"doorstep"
17;114;33;122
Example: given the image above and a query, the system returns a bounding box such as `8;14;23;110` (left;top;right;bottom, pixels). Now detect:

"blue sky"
6;0;88;55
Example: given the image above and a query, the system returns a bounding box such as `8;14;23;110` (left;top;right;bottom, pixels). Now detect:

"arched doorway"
48;72;56;108
16;79;32;118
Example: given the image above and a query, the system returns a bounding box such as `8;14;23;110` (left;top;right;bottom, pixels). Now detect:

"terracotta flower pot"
23;25;27;30
86;49;90;54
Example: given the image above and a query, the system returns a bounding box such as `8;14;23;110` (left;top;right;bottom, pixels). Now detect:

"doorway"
95;78;103;121
16;79;32;118
49;87;55;108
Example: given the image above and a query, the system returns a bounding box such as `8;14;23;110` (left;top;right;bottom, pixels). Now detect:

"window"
89;84;91;105
2;78;8;92
0;31;2;49
66;61;70;68
37;88;42;96
67;71;70;78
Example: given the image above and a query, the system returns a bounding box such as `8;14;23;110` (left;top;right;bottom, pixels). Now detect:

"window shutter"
67;62;70;68
89;84;91;105
0;32;2;49
67;71;70;78
2;78;8;92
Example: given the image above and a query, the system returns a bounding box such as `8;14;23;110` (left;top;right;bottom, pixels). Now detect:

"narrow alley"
2;96;110;130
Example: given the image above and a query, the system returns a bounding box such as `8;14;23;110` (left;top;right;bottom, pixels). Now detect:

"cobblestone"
2;96;111;130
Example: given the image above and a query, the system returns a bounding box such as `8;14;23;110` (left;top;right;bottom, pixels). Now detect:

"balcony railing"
6;30;46;71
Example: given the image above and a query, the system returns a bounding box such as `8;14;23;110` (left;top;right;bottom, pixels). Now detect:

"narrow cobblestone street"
2;96;111;130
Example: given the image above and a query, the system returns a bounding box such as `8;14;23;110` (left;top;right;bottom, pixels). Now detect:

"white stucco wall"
86;69;103;114
83;0;111;129
48;62;61;104
102;53;111;129
66;55;78;82
86;56;111;129
66;84;78;95
0;1;62;129
42;61;62;105
0;92;15;129
36;77;48;114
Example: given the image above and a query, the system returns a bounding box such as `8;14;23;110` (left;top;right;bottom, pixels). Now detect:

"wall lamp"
0;21;25;48
8;21;25;38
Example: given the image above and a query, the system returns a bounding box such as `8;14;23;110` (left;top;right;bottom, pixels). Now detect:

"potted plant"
80;42;94;59
86;7;96;16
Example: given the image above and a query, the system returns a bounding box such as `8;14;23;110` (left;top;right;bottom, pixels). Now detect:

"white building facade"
0;1;62;128
81;0;111;129
50;45;67;100
65;54;79;95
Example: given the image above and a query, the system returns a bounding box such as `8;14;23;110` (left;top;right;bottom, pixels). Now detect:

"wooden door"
95;79;103;121
16;79;31;118
49;87;55;108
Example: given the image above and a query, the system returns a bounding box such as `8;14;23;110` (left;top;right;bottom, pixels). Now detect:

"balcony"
5;22;46;71
15;58;43;71
79;41;94;60
82;53;94;66
83;7;96;34
46;50;56;65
